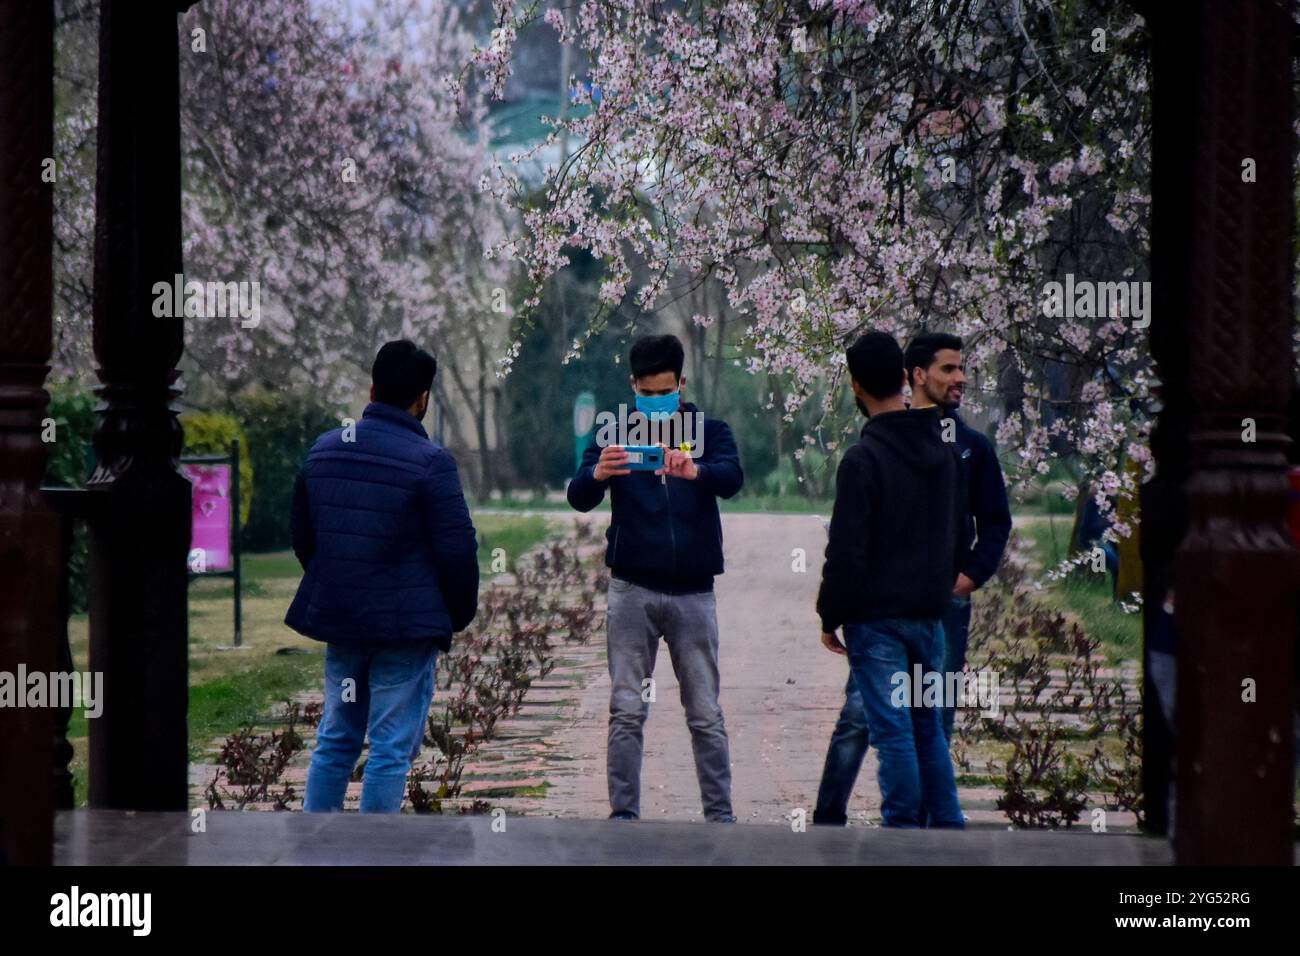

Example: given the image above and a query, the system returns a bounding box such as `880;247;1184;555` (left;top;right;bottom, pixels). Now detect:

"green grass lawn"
243;551;305;580
720;493;833;514
469;490;836;515
468;495;577;512
477;514;554;573
1019;515;1141;658
187;651;322;760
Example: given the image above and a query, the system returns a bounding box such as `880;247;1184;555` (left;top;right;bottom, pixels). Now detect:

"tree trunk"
1115;458;1144;600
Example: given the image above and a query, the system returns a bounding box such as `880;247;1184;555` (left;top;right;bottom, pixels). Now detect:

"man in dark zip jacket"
903;333;1011;737
567;334;743;821
815;331;965;829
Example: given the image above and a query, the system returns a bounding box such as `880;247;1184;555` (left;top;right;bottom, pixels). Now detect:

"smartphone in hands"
621;445;665;472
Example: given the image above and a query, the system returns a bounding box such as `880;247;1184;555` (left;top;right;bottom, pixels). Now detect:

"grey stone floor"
56;810;1174;866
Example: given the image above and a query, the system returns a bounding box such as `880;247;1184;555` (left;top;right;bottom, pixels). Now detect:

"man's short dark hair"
629;333;685;380
903;332;963;385
372;339;437;409
846;331;905;400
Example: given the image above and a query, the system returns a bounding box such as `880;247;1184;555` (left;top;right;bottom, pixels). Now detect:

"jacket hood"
861;407;949;475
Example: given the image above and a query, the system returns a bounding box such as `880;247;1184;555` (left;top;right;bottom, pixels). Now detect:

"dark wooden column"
1140;0;1200;841
0;0;59;865
1165;0;1297;865
86;0;197;811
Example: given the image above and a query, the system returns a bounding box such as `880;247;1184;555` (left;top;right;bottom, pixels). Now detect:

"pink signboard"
183;463;232;572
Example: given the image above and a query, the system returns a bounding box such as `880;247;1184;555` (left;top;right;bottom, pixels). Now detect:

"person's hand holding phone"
657;447;699;480
593;445;632;482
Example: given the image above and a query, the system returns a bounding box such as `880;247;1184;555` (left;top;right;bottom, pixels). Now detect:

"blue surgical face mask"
635;389;680;420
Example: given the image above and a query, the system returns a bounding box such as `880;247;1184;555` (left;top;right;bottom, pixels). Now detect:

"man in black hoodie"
815;331;965;828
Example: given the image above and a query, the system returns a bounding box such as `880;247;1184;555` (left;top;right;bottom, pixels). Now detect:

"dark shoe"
609;810;638;821
812;813;848;826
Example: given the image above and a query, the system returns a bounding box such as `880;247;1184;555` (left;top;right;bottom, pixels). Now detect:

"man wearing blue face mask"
567;333;744;822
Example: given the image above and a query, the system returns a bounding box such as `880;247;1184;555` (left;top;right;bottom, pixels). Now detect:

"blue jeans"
812;674;870;825
940;596;972;739
813;599;970;825
304;641;438;813
841;617;964;828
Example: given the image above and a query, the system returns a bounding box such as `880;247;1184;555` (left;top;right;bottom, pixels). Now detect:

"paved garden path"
480;510;1137;830
537;510;862;825
195;511;855;821
200;510;1137;830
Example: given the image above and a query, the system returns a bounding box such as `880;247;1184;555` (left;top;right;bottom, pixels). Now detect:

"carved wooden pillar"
86;0;197;810
1170;0;1297;865
0;0;59;865
1141;0;1200;840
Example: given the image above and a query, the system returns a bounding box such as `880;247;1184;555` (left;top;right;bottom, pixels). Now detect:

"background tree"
175;0;513;404
53;0;520;497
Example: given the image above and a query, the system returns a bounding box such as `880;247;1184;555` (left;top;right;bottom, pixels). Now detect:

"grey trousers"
605;577;733;820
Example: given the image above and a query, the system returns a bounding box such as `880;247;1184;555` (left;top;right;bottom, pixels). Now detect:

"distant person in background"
816;331;965;829
567;333;744;822
813;331;1010;826
288;340;479;813
1078;487;1119;596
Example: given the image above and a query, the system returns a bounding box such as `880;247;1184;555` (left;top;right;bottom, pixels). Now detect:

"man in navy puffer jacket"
288;340;478;813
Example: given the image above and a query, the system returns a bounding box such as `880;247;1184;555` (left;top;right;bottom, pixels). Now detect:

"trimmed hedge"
44;381;96;488
230;389;344;552
180;411;253;526
43;382;96;613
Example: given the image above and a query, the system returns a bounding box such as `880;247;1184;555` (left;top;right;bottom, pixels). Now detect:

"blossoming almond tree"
55;0;515;440
177;0;514;407
474;0;1153;549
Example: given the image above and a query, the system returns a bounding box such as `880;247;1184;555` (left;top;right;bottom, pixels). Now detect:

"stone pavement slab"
55;810;1179;866
544;511;880;823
